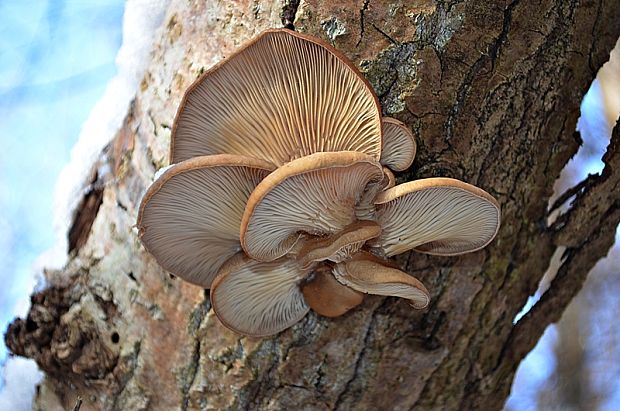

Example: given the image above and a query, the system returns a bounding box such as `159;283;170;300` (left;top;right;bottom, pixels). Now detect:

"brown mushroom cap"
170;28;382;166
379;117;416;172
297;220;382;267
381;167;396;190
301;264;364;317
137;155;274;288
371;178;501;257
333;254;430;309
210;253;310;337
240;151;383;261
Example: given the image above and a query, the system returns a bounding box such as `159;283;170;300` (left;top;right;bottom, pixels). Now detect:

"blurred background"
0;1;618;410
0;1;123;409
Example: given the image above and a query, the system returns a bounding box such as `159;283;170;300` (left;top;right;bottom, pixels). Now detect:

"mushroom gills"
332;253;430;309
137;154;274;288
210;253;311;337
354;170;386;221
379;117;417;172
241;151;383;261
171;29;382;166
297;220;382;267
371;178;501;257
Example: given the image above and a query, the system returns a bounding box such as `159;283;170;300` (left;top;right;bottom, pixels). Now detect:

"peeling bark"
5;1;620;410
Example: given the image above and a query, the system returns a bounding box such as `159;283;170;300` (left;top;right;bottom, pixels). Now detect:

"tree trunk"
6;1;620;410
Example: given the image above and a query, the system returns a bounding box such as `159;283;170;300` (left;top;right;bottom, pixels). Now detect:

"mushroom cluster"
137;29;501;337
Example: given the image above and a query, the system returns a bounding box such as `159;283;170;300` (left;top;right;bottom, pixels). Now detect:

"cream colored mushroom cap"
372;178;501;256
137;154;274;288
210;253;310;337
240;151;383;262
170;28;382;166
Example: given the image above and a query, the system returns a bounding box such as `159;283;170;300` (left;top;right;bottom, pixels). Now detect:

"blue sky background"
0;0;124;379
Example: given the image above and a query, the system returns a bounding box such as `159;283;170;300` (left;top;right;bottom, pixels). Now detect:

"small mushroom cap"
302;264;364;317
210;253;310;337
297;220;382;266
137;155;274;288
241;151;383;261
170;28;382;166
379;117;416;172
381;167;396;190
371;178;501;257
333;254;430;309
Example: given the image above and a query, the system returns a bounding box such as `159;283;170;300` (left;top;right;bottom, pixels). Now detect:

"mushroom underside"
137;154;273;287
372;178;501;257
210;253;311;337
171;29;382;166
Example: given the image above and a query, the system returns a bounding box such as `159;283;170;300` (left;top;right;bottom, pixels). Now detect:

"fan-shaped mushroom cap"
137;155;274;288
302;264;364;317
379;117;416;172
371;178;500;257
241;151;383;261
333;254;430;309
170;28;382;166
298;220;382;267
210;253;310;337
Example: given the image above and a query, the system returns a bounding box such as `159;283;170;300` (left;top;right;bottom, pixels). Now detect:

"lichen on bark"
5;0;620;410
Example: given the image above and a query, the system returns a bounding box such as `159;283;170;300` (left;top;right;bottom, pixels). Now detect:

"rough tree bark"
6;1;620;410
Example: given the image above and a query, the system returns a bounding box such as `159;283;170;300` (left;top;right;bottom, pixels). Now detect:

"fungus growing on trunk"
297;220;382;267
301;264;364;317
137;154;274;287
240;151;383;261
137;28;501;337
380;117;417;172
333;253;430;309
371;178;501;256
210;253;310;337
170;29;382;166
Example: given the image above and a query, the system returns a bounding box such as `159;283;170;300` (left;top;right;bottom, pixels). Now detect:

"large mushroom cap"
241;151;383;262
170;28;382;166
333;253;430;309
371;178;501;257
137;155;274;288
379;117;416;172
210;253;310;337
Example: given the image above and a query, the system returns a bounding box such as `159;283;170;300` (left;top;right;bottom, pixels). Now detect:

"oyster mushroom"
333;252;430;309
370;178;501;256
137;28;502;338
301;264;364;318
137;154;274;287
240;151;383;262
297;220;382;267
210;253;310;337
380;117;417;172
170;28;382;166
